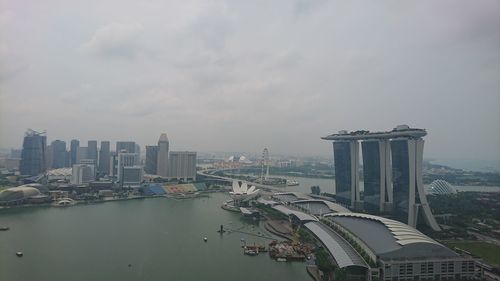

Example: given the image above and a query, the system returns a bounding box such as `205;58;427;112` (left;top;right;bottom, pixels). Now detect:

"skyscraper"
70;139;80;165
167;151;196;181
76;147;88;164
99;141;110;175
322;125;440;231
145;145;158;175
121;166;143;187
46;144;53;169
117;152;139;185
71;164;95;185
361;140;392;213
116;141;136;154
51;140;67;169
157;133;169;177
20;129;47;176
88;140;98;163
332;140;360;209
390;137;438;229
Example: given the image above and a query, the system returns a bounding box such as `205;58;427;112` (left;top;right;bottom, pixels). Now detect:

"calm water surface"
256;174;500;194
0;193;311;281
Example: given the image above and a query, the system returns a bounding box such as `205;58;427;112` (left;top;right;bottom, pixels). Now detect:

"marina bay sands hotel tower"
322;125;440;231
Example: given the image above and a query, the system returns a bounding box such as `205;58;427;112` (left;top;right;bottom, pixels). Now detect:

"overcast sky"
0;0;499;160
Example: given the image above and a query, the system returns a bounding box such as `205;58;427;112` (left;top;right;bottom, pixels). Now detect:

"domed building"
427;180;456;195
0;185;49;205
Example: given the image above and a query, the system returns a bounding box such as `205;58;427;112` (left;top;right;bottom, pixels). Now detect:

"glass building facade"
70;139;79;166
390;139;410;224
361;140;381;213
145;145;158;175
99;141;110;175
51;140;67;169
333;141;352;206
20;132;47;176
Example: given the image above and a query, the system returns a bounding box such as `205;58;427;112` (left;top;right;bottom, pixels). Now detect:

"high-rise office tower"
98;141;110;175
322;125;440;231
88;140;98;163
332;140;360;209
157;133;169;177
71;164;95;185
20;129;47;176
121;166;143;187
65;151;71;167
135;144;141;162
51;140;67;169
70;139;80;165
145;145;158;175
167;151;196;181
117;152;138;185
76;147;88;164
116;141;136;154
46;144;53;169
109;152;118;177
361;140;392;213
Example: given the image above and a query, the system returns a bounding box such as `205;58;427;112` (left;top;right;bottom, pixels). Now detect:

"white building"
167;151;196;181
121;166;143;187
117;152;138;185
71;164;94;185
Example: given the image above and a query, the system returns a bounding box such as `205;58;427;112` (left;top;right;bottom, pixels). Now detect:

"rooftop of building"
47;168;72;177
324;213;458;260
272;204;318;222
292;199;351;215
321;125;427;141
305;221;368;269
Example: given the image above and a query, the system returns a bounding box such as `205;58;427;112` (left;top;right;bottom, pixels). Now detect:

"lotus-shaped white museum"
229;181;260;202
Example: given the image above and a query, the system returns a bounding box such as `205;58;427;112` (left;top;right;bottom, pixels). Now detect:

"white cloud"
79;22;144;58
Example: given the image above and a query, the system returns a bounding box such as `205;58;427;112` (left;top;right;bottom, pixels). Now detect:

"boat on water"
286;180;299;186
16;252;23;257
276;258;287;262
244;249;258;256
53;198;76;207
0;226;9;231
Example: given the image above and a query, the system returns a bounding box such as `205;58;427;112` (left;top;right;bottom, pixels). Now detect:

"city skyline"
0;0;499;161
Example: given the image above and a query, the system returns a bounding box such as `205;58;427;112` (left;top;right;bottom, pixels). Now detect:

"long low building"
269;192;479;280
323;213;478;280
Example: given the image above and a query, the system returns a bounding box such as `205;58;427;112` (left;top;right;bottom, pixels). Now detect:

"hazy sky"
0;0;499;160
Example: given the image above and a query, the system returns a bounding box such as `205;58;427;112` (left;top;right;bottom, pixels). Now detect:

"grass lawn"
445;241;500;266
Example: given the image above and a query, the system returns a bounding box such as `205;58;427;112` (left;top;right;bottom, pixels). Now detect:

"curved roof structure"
272;204;318;222
304;221;368;269
0;185;42;203
292;199;351;215
272;192;311;203
324;213;457;260
427;180;456;195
